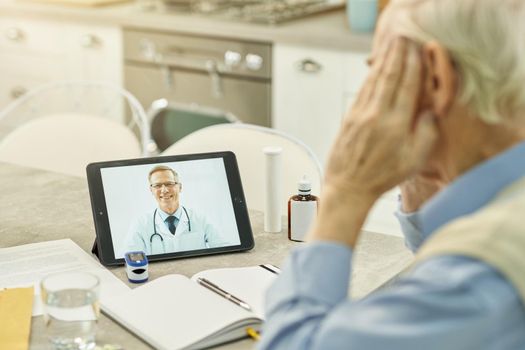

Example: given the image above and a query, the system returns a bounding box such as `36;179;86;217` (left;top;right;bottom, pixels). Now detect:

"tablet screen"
87;152;253;265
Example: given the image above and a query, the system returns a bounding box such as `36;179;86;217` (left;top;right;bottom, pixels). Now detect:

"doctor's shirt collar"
157;206;183;222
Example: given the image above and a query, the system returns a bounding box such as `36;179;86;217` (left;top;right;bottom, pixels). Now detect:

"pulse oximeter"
124;251;149;283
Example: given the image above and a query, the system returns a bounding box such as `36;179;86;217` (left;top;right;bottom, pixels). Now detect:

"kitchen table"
0;162;412;349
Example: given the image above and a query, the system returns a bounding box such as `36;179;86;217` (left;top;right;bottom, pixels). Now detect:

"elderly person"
259;0;525;349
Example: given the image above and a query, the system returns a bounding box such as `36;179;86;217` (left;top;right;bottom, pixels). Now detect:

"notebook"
101;265;279;350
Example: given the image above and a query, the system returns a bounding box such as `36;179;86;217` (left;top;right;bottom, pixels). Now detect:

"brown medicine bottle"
288;176;319;242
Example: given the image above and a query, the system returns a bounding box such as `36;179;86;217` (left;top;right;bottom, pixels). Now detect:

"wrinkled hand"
325;38;437;202
310;38;438;247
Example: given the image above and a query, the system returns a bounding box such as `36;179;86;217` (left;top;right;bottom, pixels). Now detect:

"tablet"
87;151;254;266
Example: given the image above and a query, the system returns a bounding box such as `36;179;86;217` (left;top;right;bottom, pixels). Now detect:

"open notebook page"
191;265;278;319
101;274;259;350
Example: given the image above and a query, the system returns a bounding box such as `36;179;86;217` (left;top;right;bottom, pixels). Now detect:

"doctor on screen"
124;165;227;255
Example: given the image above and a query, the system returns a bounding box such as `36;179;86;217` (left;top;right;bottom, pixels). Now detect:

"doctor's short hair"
389;0;525;124
148;165;180;184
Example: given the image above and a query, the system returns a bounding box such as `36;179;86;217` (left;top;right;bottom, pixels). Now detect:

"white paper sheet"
0;239;130;316
191;265;278;319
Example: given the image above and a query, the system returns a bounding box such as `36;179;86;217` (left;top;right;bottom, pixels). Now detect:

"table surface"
0;162;413;350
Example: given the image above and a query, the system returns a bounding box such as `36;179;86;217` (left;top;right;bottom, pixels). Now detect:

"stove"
155;0;344;24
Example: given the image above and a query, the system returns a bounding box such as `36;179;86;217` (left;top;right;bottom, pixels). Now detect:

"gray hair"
148;165;179;183
389;0;525;124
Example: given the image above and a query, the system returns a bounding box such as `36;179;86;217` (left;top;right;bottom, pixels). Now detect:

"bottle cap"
298;175;311;195
262;146;283;156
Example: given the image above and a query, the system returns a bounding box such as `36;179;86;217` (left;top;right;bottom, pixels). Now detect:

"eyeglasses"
150;181;179;190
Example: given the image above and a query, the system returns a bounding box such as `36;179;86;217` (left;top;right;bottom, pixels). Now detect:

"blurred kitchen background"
0;0;393;162
0;0;401;235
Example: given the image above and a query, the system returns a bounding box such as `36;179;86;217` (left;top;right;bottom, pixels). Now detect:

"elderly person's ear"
422;41;456;117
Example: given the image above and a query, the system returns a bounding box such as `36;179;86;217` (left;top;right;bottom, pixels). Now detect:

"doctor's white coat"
124;207;228;255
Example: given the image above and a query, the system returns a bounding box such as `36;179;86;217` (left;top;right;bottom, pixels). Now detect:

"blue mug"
347;0;378;32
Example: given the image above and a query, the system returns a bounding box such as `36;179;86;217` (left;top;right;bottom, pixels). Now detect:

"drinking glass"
40;272;100;350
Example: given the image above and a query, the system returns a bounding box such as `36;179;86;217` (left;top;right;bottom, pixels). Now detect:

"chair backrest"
161;124;323;215
148;99;239;152
0;80;155;156
0;113;141;177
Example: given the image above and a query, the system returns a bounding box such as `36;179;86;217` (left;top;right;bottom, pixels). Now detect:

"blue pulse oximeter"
124;251;149;283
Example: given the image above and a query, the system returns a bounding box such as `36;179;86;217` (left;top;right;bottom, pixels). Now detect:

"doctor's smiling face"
148;166;182;215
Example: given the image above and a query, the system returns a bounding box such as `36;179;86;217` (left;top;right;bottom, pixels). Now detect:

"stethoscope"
149;207;192;249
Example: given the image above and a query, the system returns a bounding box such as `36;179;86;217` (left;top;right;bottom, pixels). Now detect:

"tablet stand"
91;240;101;260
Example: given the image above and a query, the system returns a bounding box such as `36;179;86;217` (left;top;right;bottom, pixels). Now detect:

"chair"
0;81;154;177
161;123;323;215
0;80;156;156
0;114;141;177
148;99;239;152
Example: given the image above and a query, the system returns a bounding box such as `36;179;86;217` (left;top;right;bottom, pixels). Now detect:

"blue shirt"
259;142;525;350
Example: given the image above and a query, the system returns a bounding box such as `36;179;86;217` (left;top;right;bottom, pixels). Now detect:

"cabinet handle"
224;50;242;68
206;60;223;98
5;27;24;42
80;34;100;48
140;39;158;60
10;86;27;99
245;53;263;71
297;59;322;73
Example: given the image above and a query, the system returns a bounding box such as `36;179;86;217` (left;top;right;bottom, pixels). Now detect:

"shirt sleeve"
258;242;524;350
394;200;424;253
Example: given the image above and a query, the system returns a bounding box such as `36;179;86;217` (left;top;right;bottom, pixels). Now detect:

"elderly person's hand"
309;38;438;247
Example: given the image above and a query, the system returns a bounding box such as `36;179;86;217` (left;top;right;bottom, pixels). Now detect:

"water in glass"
41;272;100;350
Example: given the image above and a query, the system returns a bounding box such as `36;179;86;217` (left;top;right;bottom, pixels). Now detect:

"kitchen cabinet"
342;51;370;113
272;43;369;165
0;18;122;109
65;24;122;85
273;43;402;237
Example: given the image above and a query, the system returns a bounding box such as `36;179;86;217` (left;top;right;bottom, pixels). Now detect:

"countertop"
0;0;373;51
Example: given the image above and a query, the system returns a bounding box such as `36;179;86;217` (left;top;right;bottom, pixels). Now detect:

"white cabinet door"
274;44;403;236
0;18;67;107
341;51;369;113
273;44;345;164
0;18;65;54
65;24;123;85
0;52;66;107
343;52;369;94
273;45;371;165
0;18;122;110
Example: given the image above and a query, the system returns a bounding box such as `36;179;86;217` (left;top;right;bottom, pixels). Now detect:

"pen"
196;277;252;311
246;327;261;341
259;264;281;274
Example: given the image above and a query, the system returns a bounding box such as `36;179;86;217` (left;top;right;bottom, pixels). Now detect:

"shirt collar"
157;206;182;222
417;141;525;240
